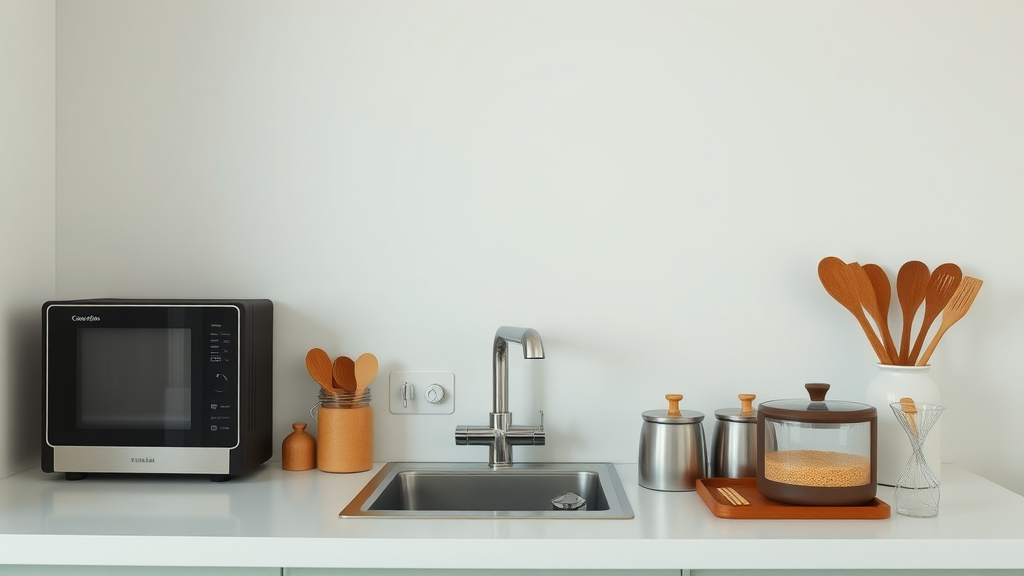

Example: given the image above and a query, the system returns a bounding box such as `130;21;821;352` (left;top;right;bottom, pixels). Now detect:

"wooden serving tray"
696;478;890;520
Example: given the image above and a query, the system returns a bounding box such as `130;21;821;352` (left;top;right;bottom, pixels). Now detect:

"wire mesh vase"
889;402;945;517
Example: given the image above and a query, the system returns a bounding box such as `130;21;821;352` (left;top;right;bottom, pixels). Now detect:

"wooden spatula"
853;263;899;363
907;263;963;365
818;257;892;364
916;276;983;366
861;263;900;363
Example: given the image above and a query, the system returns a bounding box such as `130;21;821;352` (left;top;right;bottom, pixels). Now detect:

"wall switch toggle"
401;382;415;408
389;371;454;414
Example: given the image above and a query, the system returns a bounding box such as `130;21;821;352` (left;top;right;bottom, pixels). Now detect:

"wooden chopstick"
717;486;750;506
717;487;740;505
726;487;751;505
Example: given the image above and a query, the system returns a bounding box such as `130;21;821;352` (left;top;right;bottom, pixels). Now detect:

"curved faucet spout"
495;326;545;359
493;327;544;414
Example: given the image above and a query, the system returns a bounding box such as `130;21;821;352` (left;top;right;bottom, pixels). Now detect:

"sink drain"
551;492;587;511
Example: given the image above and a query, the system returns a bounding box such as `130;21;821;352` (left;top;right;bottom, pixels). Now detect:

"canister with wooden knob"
711;394;758;478
638;394;708;492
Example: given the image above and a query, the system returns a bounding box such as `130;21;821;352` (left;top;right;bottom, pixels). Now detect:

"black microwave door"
45;305;239;449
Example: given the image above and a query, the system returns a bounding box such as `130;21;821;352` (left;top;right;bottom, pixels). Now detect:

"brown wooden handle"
739;394;756;414
665;394;683;417
805;383;830;401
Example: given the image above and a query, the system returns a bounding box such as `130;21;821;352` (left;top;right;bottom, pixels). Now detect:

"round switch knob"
213;373;230;393
425;384;445;404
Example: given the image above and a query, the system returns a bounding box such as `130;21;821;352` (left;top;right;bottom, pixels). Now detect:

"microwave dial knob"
213;373;229;393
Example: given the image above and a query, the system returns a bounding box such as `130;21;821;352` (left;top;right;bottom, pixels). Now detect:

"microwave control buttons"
212;373;230;393
207;325;234;364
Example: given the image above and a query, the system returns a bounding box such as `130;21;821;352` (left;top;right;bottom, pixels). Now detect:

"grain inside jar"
763;449;871;487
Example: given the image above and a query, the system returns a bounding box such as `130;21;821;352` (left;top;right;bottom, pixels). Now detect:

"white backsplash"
1;0;1017;492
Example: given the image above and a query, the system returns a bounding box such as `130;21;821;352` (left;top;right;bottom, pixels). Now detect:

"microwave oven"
42;299;273;481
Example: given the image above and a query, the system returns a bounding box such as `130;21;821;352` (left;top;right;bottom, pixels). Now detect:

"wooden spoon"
818;257;892;364
852;263;899;363
900;397;918;437
917;276;983;366
331;356;357;393
354;353;379;394
896;261;930;365
304;348;334;392
907;263;963;365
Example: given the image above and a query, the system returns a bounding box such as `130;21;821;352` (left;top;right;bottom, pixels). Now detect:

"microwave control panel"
204;313;239;446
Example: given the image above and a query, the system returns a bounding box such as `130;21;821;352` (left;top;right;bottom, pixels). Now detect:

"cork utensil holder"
315;390;373;473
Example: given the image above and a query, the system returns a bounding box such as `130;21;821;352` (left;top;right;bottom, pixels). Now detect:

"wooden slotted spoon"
896;261;930;365
907;263;963;365
854;263;899;364
818;257;892;364
916;276;983;366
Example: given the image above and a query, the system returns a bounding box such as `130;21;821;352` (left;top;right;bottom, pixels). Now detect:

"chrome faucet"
455;326;546;468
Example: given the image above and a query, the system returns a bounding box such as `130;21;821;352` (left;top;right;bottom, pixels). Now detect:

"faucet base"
454;412;545;468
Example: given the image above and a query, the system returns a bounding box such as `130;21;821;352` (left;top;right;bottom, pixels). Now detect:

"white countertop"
2;463;1024;570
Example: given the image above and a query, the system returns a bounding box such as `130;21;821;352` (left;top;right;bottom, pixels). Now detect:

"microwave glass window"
77;328;192;429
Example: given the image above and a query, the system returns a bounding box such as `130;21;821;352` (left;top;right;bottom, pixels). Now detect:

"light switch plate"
388;371;455;415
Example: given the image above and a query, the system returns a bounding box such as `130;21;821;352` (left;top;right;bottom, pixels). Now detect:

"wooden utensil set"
818;257;982;366
305;348;378;394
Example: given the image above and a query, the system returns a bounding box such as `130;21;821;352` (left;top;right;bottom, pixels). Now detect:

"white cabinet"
284;565;679;569
691;572;1024;576
0;568;278;576
6;567;1024;575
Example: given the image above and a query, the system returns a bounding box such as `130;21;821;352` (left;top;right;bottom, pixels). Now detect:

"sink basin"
339;462;634;519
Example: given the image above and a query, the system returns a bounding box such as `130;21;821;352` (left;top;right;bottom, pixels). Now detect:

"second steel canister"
710;394;758;478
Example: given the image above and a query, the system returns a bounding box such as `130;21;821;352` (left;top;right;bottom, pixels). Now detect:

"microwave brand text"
71;315;101;322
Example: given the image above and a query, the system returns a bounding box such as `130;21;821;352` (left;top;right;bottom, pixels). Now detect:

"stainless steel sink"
339;462;634;519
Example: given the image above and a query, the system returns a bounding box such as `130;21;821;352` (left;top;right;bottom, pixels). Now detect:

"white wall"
0;0;56;478
53;1;1024;492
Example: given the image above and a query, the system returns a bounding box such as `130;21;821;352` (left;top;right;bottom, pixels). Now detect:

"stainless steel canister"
710;394;757;478
638;394;707;492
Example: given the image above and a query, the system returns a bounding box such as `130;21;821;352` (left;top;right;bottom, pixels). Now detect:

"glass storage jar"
756;383;877;506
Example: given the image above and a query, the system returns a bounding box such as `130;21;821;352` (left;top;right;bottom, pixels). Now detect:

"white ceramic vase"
865;364;941;486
